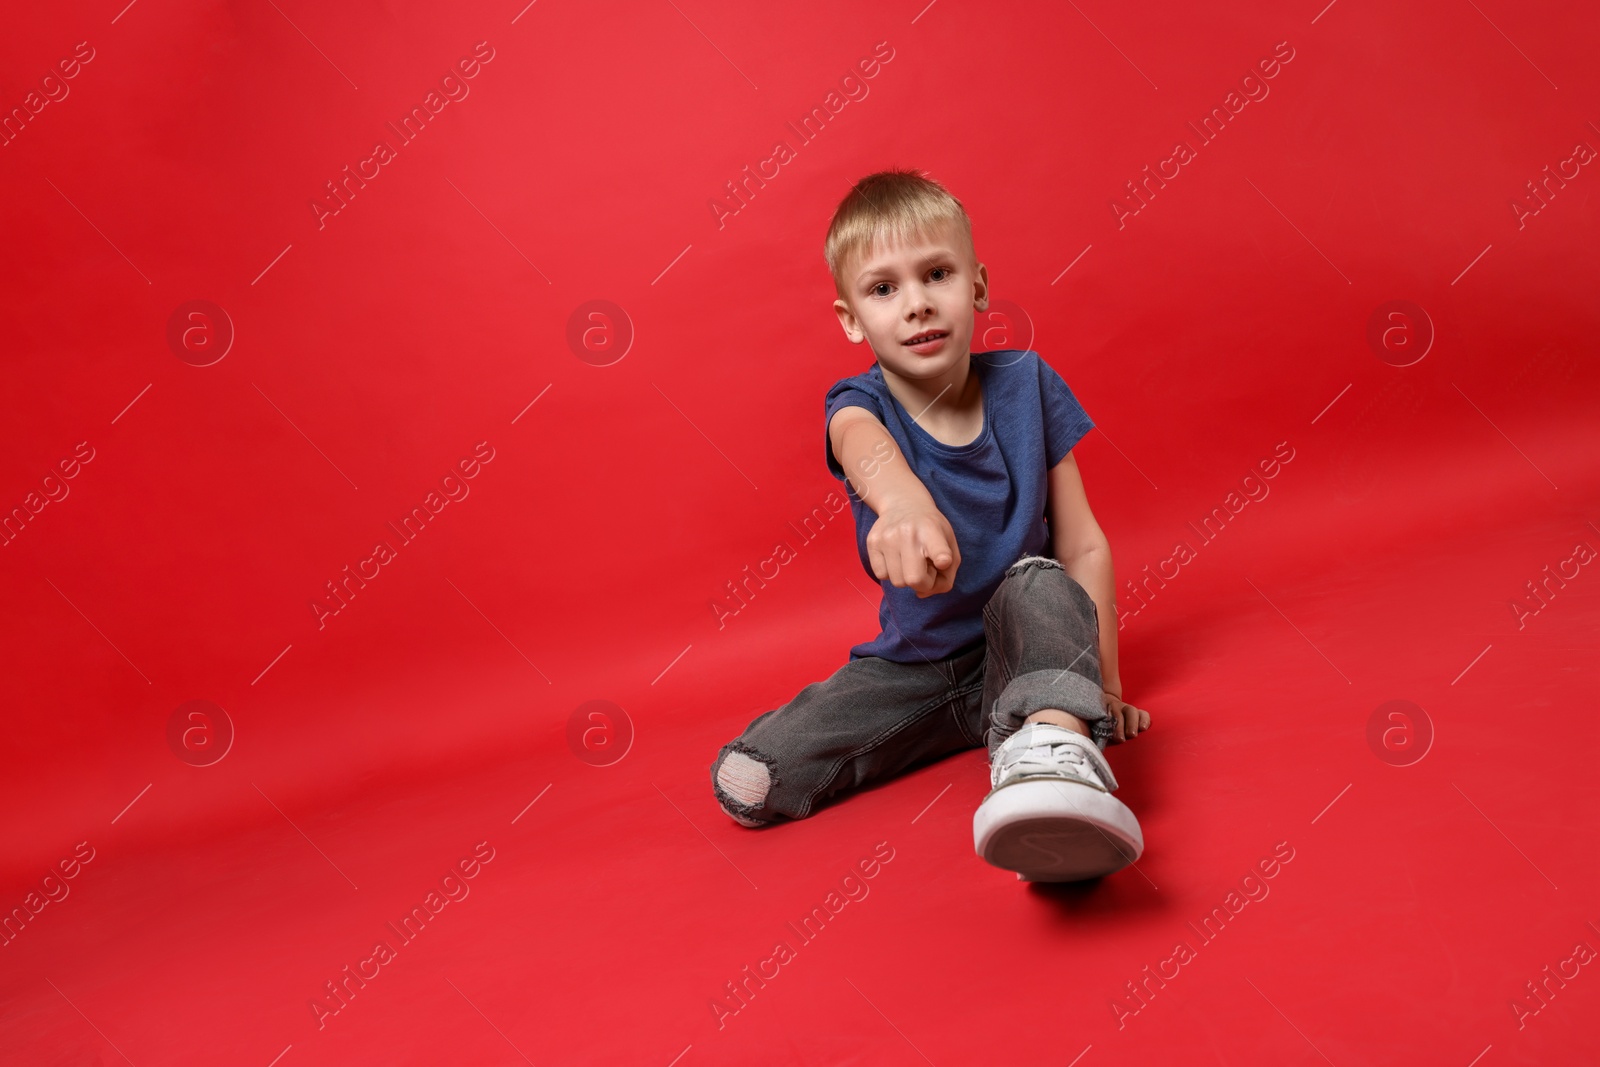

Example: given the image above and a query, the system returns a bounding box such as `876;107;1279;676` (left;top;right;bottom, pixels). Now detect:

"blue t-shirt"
823;349;1095;664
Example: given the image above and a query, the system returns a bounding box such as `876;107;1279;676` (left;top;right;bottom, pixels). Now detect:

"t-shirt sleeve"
823;380;884;483
1037;354;1095;469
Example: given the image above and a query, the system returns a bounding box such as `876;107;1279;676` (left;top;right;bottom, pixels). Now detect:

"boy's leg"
972;552;1142;881
711;646;985;826
979;554;1113;756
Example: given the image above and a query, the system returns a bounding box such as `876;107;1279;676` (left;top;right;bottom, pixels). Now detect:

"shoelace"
995;734;1098;788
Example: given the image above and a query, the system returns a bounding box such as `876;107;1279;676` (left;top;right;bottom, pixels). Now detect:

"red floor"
3;2;1597;1064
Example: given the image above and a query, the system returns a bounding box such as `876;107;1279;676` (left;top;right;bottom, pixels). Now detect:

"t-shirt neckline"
884;355;991;455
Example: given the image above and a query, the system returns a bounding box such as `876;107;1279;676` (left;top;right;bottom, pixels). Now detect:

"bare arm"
1048;451;1149;741
829;406;960;597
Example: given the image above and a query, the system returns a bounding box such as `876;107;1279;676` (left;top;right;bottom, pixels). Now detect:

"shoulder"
981;349;1081;393
980;349;1091;429
974;348;1049;394
974;348;1044;374
824;362;887;414
827;360;886;389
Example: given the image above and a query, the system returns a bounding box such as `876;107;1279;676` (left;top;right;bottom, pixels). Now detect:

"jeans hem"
989;668;1112;756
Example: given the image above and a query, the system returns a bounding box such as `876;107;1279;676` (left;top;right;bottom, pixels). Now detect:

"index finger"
922;525;955;573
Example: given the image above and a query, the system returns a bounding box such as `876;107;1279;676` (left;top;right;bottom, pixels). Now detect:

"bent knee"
713;745;778;827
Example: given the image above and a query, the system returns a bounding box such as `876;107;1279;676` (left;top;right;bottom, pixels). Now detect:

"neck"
880;354;979;427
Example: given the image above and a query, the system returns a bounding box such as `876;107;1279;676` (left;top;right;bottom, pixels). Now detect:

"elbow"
1057;535;1110;565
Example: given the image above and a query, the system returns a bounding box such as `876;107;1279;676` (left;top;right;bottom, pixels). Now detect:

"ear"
971;260;990;312
833;297;866;343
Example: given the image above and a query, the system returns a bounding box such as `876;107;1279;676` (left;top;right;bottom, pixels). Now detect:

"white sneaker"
973;722;1144;882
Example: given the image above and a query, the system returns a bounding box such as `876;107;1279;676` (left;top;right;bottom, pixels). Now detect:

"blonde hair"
824;168;975;299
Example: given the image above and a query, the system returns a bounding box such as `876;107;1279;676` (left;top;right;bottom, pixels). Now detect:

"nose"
903;280;935;317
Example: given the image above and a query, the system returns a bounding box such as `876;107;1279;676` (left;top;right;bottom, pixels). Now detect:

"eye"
870;282;893;297
929;266;952;282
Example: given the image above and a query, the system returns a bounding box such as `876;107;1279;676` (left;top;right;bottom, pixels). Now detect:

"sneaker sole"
973;779;1144;882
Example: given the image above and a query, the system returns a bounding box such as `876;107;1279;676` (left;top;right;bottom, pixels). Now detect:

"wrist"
871;483;936;520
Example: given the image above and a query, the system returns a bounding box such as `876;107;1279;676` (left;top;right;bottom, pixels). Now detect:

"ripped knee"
1006;553;1063;576
713;742;778;827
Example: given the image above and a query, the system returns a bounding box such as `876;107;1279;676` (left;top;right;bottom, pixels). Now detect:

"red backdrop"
2;1;1597;1064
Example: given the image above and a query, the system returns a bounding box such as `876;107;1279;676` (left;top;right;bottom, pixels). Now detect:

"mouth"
902;329;948;348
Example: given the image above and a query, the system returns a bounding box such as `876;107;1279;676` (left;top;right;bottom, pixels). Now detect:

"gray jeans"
710;554;1113;826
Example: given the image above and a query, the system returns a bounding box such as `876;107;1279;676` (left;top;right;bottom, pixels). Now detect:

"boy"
709;169;1152;882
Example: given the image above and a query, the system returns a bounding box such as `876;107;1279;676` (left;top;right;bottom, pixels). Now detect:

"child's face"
832;219;989;383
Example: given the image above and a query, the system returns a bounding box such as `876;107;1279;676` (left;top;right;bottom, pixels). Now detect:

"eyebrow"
854;247;961;285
